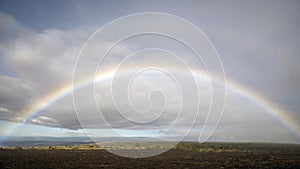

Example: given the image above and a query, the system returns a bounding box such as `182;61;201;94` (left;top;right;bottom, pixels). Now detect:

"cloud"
0;76;32;121
0;8;299;144
31;116;59;127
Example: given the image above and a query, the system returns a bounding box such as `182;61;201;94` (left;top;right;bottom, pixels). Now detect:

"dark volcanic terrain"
0;142;299;168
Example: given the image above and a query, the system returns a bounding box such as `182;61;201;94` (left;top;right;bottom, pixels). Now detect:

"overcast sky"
0;0;299;143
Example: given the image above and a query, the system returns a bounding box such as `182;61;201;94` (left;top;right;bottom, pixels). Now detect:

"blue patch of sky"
0;0;140;31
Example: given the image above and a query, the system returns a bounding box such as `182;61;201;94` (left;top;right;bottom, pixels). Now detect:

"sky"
0;0;300;143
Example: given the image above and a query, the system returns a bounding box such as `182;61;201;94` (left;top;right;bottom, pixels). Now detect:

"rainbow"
1;68;300;142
